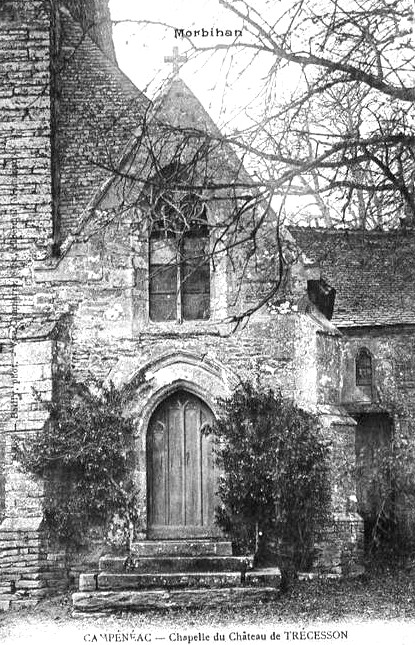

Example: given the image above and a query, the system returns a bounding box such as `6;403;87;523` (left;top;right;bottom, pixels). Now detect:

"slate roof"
57;7;150;236
289;227;415;328
62;0;117;63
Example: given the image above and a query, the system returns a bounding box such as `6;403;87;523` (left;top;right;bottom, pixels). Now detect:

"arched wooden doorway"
147;391;219;538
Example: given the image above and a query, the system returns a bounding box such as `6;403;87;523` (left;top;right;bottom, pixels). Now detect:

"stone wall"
342;326;415;542
317;330;342;406
0;5;53;328
0;1;53;533
342;326;415;412
0;1;366;600
291;227;415;555
0;0;146;560
0;3;57;606
27;203;364;576
0;519;66;611
0;331;71;607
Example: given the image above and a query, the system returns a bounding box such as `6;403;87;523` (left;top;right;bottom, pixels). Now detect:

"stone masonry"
0;0;369;609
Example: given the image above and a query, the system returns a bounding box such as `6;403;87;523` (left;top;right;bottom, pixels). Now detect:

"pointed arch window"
356;348;373;387
149;181;210;323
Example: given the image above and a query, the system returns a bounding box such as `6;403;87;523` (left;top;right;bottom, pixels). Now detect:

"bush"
359;434;415;560
210;383;332;572
18;375;138;548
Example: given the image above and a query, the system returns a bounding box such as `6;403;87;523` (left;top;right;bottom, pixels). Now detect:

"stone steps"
79;567;281;592
131;540;232;557
99;554;253;574
72;586;279;613
72;541;281;613
97;571;243;590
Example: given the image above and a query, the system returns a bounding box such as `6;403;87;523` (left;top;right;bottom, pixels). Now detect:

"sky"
107;0;415;227
108;0;277;132
106;0;324;225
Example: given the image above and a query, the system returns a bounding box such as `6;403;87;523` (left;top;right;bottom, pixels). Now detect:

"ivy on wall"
18;375;138;548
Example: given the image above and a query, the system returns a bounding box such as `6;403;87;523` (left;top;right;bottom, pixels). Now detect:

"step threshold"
99;555;254;573
73;586;279;612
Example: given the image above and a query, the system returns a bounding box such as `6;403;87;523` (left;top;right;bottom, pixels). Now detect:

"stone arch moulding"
113;350;237;537
121;350;238;429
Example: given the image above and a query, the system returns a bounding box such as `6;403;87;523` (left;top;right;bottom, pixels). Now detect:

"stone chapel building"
0;0;414;611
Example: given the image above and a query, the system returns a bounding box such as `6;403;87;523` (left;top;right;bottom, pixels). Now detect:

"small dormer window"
356;348;373;387
148;166;210;323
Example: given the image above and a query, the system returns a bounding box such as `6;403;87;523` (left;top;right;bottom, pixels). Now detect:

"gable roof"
62;0;117;63
152;77;222;134
57;7;150;236
149;76;254;188
290;227;415;328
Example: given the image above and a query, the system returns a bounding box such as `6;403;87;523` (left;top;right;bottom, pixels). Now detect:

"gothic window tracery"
148;165;210;322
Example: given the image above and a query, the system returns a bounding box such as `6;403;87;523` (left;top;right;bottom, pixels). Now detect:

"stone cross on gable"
164;47;187;76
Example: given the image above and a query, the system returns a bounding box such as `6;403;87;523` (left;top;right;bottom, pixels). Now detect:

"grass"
1;568;415;644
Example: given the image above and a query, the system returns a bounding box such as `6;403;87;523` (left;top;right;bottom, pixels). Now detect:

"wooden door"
147;391;219;538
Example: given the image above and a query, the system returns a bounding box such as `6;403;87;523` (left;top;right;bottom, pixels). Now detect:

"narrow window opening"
356;348;373;387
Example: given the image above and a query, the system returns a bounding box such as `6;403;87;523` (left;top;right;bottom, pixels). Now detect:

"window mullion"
177;246;183;323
